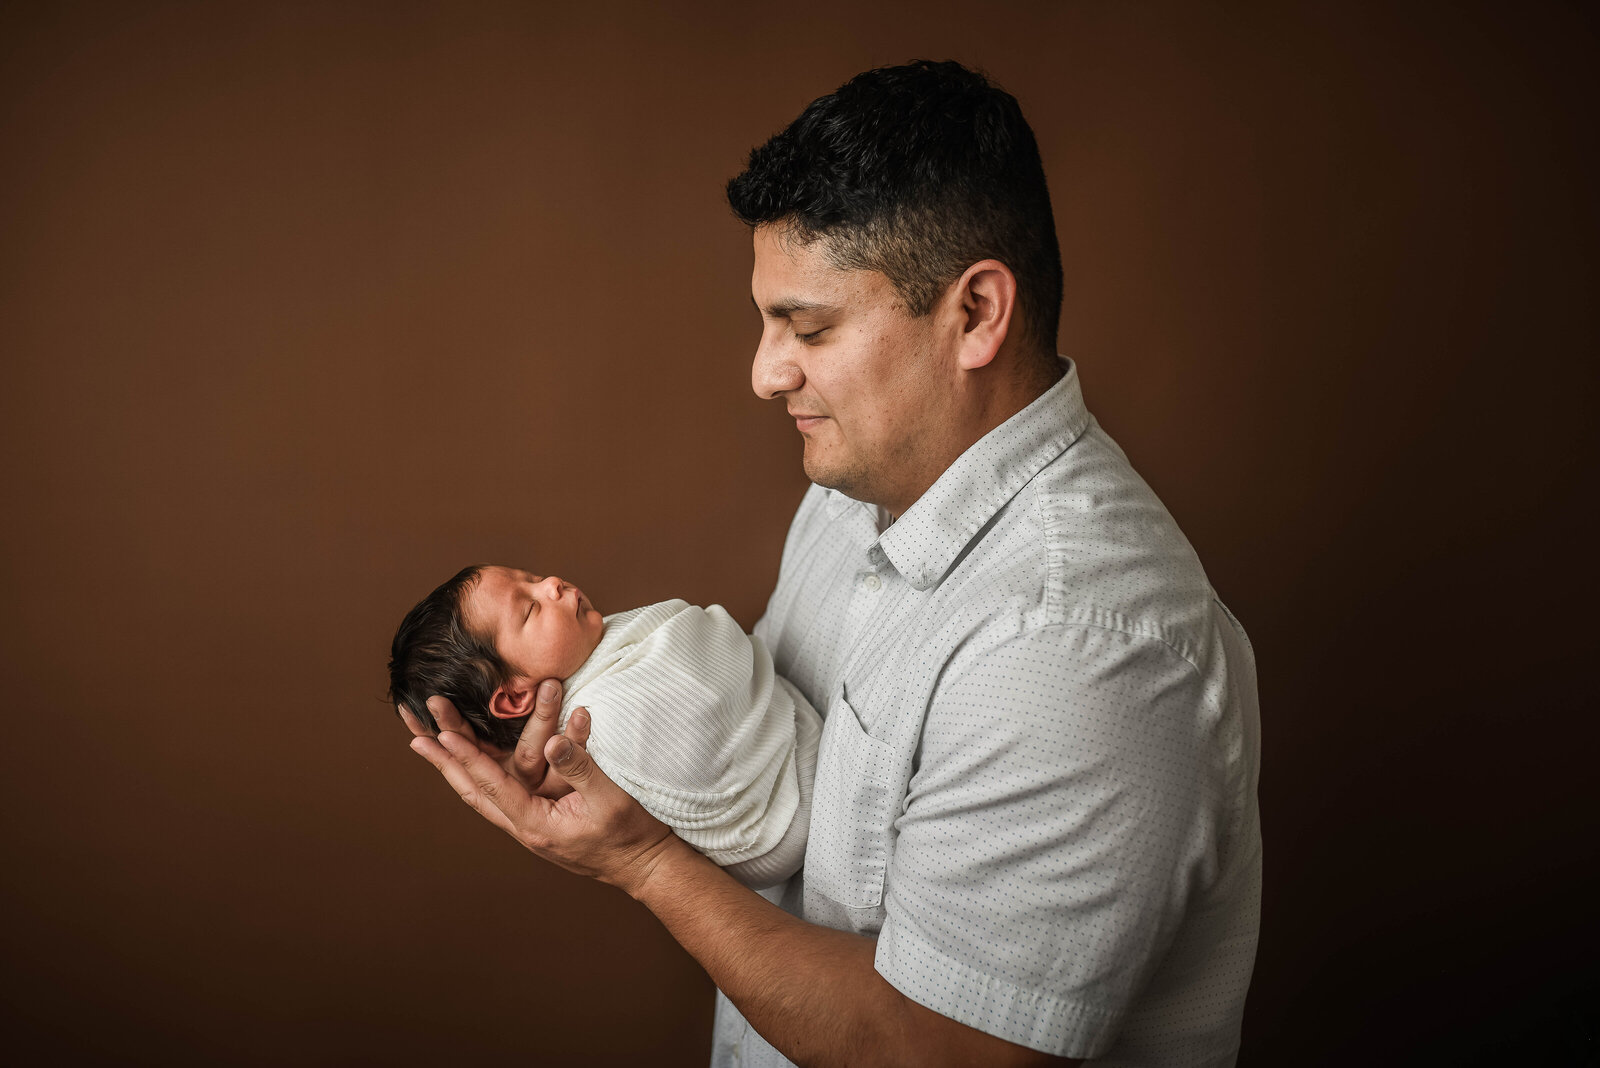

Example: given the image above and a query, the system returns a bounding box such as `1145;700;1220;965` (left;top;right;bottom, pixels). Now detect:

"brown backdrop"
2;2;1594;1064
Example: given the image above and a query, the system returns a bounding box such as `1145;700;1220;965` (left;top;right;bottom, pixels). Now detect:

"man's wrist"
608;831;697;901
617;832;702;904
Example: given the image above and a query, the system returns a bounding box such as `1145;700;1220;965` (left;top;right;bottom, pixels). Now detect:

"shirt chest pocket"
803;688;901;910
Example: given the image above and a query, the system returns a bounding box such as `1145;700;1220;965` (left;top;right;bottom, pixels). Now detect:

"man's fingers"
425;695;479;743
546;734;610;796
409;736;518;837
567;706;591;747
441;731;560;839
535;678;563;719
525;703;590;800
512;679;564;782
397;703;431;739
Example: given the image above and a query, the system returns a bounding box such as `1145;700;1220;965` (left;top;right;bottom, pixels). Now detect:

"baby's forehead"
463;566;529;623
467;565;524;601
479;565;531;590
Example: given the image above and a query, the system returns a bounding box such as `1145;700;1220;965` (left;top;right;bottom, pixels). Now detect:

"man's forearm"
628;837;915;1067
627;838;1078;1068
412;703;1074;1065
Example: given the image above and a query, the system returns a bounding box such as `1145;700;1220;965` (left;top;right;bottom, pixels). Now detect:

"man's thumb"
547;736;594;785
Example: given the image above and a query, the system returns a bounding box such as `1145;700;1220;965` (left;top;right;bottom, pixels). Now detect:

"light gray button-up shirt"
712;358;1261;1066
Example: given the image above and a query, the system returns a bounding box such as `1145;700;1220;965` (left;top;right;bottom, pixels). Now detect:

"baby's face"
463;566;605;683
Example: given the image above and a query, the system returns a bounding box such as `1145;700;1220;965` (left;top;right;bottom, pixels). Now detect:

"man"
407;60;1262;1066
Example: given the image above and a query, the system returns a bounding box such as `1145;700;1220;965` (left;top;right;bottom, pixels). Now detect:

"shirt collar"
824;357;1090;591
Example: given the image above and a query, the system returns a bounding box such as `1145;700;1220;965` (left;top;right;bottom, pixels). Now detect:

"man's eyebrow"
752;295;839;320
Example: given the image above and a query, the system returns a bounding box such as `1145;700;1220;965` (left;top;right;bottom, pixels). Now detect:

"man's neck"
876;351;1063;519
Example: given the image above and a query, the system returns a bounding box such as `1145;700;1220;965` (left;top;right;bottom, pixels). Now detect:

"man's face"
749;225;960;514
463;566;604;683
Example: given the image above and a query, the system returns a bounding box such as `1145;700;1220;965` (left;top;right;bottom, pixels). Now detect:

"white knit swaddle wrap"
557;599;820;888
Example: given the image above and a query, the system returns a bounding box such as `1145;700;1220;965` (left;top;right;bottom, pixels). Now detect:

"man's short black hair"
387;565;524;751
727;59;1063;355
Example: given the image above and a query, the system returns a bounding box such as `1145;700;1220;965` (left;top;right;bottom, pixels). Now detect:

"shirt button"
864;574;882;592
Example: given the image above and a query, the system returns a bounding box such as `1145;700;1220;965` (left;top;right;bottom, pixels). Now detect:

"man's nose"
751;329;803;400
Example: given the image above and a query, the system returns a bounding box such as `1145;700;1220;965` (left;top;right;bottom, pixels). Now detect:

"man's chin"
802;454;868;502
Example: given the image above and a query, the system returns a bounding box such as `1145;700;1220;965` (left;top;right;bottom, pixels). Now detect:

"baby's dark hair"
387;564;525;750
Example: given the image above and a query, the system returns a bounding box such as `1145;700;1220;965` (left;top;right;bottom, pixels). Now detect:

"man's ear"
952;259;1017;371
488;679;538;720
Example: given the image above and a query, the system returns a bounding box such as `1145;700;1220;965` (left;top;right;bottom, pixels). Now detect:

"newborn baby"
388;565;820;888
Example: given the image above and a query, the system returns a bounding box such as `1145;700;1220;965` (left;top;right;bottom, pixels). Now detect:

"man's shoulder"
959;423;1225;666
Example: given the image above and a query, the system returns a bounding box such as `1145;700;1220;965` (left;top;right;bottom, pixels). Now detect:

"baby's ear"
488;680;537;720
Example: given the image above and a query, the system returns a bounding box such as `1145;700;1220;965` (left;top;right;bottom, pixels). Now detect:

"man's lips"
790;411;827;432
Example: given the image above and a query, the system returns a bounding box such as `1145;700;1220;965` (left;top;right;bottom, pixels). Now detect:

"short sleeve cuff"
875;917;1125;1060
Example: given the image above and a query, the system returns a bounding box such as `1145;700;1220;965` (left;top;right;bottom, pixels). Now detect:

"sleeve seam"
985;615;1206;680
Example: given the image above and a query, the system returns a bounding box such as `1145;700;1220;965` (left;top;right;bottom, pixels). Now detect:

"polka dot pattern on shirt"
713;358;1261;1068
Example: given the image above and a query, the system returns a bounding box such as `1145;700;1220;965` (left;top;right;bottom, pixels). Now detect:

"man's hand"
397;680;588;799
407;702;681;894
506;680;587;797
401;691;1077;1066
